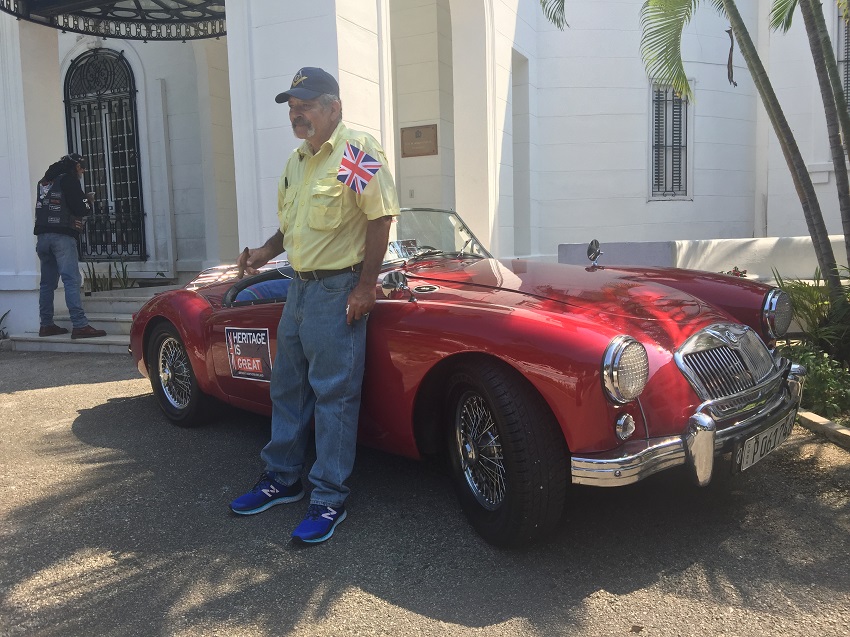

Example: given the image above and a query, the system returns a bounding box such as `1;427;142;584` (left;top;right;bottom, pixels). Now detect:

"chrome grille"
677;324;779;407
685;346;751;399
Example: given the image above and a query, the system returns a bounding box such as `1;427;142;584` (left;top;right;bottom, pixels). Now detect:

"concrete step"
8;332;129;355
7;284;181;355
52;313;134;336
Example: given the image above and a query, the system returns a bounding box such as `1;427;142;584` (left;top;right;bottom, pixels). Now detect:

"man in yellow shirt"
230;67;399;543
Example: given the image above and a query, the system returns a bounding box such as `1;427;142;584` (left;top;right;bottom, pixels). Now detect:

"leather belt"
294;262;363;281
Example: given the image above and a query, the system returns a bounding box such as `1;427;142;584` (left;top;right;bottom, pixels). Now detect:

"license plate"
740;411;796;471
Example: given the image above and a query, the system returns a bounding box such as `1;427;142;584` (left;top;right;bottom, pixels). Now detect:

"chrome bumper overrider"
571;362;806;487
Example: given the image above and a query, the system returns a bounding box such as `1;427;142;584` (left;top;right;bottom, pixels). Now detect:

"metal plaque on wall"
401;125;438;158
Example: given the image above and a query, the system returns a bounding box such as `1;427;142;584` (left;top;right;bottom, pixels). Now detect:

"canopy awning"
0;0;225;41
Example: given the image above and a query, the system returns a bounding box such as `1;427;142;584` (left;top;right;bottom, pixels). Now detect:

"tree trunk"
721;0;845;303
803;0;850;268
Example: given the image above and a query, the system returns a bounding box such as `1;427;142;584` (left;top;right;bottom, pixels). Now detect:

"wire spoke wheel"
158;336;193;409
446;359;569;547
147;323;207;427
455;391;506;510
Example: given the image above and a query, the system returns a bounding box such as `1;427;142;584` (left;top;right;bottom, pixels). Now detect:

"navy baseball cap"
275;67;339;103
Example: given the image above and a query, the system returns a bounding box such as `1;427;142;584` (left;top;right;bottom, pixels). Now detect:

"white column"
0;17;65;332
449;0;497;251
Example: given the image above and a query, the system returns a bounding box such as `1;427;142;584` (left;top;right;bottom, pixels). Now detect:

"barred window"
651;84;689;198
839;13;850;104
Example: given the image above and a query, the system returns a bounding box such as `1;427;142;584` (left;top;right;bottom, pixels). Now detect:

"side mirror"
587;239;603;266
381;271;417;302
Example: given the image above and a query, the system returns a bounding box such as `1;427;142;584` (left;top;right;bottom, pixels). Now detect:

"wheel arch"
140;315;218;397
411;351;569;458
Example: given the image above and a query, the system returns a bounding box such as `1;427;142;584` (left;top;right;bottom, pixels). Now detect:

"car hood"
405;257;722;326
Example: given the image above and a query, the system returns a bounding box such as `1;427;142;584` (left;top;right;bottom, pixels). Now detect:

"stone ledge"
797;410;850;451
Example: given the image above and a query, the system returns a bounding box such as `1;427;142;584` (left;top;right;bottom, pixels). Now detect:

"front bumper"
571;362;806;487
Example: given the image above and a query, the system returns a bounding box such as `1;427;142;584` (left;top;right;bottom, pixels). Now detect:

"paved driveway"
1;351;848;636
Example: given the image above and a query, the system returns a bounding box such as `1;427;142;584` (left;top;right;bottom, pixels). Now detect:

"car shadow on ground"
2;390;849;636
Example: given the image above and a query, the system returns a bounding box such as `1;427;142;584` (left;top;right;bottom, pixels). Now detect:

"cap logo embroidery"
291;71;307;88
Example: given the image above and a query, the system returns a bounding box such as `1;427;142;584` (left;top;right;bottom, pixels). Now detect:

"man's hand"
346;281;376;324
71;216;84;232
236;231;284;279
344;215;394;324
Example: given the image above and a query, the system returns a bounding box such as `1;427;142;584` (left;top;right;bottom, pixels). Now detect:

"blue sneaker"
291;504;347;543
230;473;304;515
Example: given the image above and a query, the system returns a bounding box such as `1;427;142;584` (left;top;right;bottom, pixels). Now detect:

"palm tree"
539;0;846;304
771;0;850;268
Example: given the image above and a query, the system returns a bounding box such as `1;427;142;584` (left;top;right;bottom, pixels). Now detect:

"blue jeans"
261;270;368;508
35;233;88;329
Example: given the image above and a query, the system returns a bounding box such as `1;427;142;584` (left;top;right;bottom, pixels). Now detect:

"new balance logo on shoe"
291;504;347;544
261;484;279;498
230;473;304;515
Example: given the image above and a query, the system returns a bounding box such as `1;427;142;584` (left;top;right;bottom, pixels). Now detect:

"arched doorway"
64;47;146;262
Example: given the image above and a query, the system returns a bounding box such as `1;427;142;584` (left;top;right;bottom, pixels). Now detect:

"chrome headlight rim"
602;335;650;404
762;288;792;339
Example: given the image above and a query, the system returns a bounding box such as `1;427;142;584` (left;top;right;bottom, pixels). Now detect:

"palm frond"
769;0;798;32
539;0;569;30
640;0;699;100
839;0;850;23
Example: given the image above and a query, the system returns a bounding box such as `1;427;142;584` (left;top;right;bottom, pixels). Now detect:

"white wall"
391;0;456;211
528;0;761;258
763;2;845;239
227;0;394;248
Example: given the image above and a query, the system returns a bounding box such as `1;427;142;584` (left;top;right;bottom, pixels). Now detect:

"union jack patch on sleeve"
337;142;382;194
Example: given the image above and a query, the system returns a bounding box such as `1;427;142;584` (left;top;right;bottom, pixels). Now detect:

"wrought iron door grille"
65;48;146;262
651;84;688;198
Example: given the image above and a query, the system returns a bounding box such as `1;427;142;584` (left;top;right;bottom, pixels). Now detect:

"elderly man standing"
230;67;399;543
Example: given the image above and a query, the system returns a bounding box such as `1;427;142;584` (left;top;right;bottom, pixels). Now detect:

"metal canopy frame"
0;0;225;41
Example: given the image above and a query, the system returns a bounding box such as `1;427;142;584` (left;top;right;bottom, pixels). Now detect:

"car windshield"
384;208;491;264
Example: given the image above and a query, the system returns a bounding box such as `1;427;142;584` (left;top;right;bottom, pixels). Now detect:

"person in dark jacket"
33;153;106;339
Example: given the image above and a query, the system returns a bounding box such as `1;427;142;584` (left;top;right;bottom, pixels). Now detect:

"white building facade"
0;0;846;334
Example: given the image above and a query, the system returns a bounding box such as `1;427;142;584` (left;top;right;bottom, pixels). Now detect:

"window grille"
64;48;146;261
651;84;689;198
840;13;850;106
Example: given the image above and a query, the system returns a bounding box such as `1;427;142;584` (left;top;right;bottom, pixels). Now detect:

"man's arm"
60;175;89;217
346;215;393;324
237;230;285;278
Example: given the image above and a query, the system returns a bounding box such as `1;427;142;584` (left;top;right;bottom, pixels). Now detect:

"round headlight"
763;289;792;339
602;336;649;404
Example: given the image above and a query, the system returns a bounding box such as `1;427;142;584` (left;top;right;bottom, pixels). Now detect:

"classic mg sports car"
129;208;806;546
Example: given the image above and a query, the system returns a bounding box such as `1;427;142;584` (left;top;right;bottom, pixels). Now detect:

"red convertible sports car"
130;208;806;546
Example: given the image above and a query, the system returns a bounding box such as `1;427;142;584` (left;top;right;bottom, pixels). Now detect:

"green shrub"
773;267;850;364
779;341;850;419
0;309;9;339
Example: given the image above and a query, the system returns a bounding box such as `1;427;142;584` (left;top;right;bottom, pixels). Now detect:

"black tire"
147;323;208;427
446;359;568;547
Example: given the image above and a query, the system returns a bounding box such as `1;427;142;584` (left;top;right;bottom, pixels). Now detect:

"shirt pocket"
308;178;344;231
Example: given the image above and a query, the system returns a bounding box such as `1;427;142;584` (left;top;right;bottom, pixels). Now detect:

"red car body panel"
130;254;779;460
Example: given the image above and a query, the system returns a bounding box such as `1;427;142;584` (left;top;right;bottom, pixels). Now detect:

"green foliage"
83;259;136;292
778;341;850;419
774;267;850;363
0;309;9;339
539;0;569;29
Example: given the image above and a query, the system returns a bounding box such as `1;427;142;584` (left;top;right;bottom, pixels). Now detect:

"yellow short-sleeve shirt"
277;122;400;272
